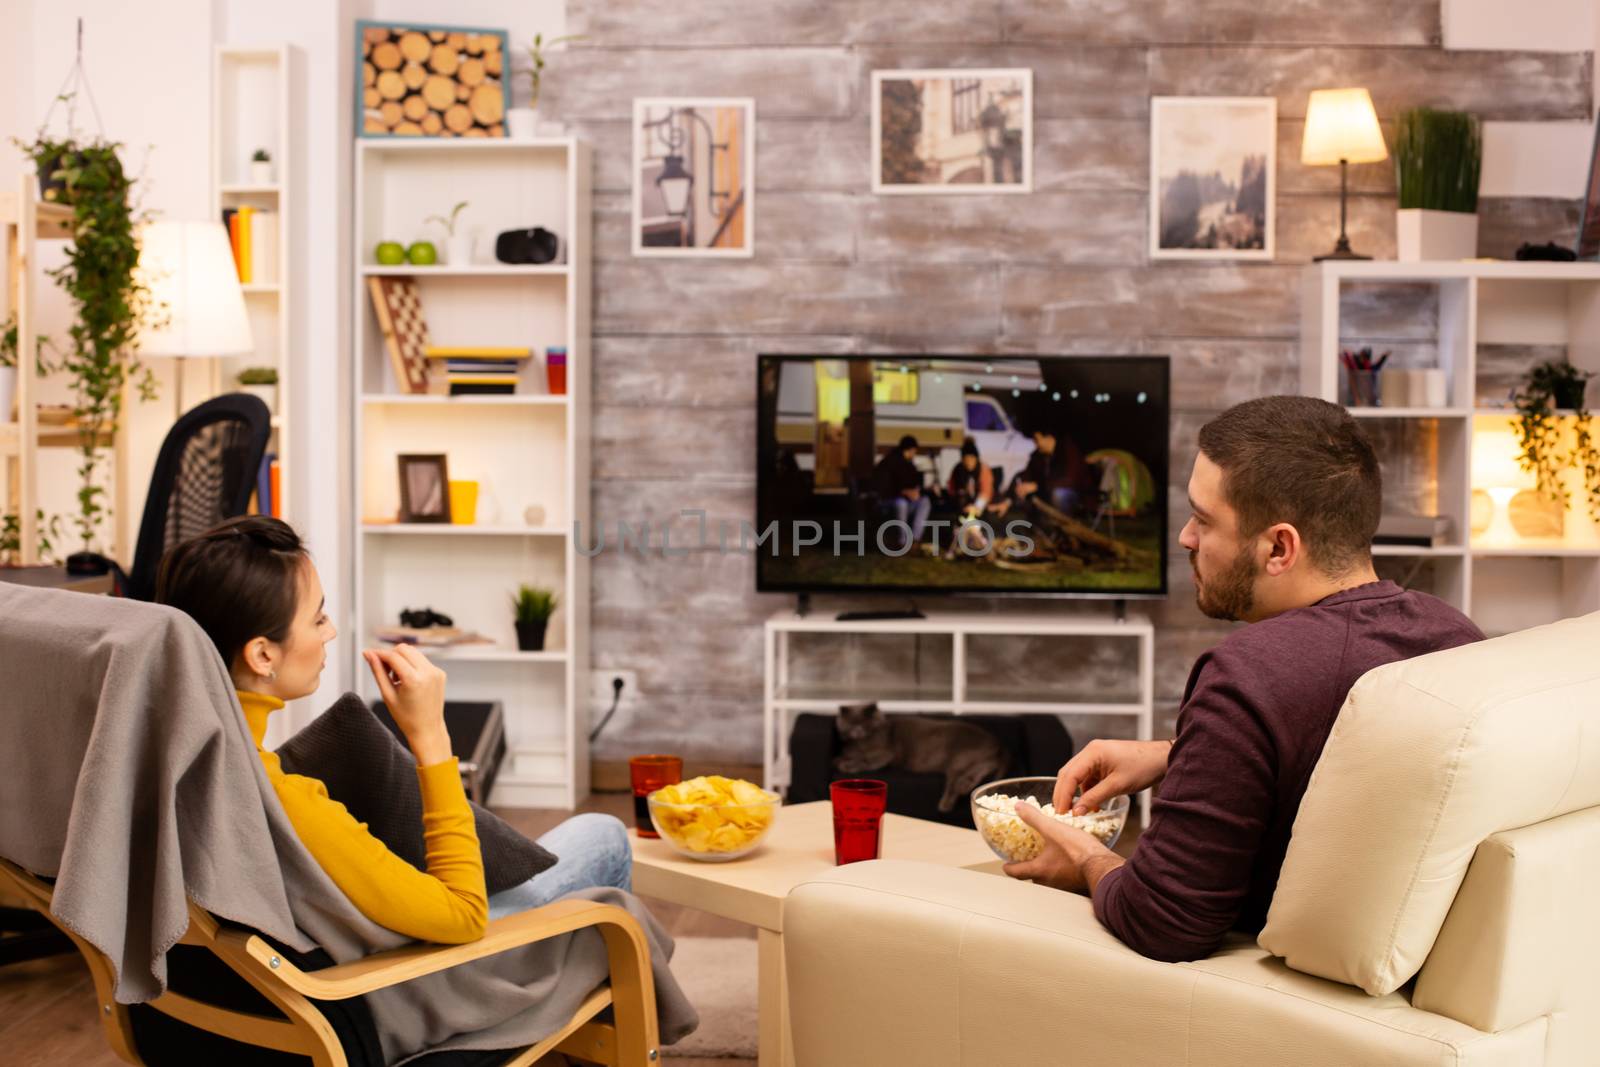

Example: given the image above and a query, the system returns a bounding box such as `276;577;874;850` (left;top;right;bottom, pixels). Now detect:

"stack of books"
424;346;531;395
221;206;278;284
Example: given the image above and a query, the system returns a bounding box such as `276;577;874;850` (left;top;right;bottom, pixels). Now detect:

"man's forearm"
1083;850;1125;896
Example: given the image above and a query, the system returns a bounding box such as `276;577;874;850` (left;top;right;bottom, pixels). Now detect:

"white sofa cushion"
1259;611;1600;995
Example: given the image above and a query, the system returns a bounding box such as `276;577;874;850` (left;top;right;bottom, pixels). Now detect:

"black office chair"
73;393;271;601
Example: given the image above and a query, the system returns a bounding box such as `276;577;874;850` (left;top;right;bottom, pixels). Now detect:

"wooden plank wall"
541;1;1593;759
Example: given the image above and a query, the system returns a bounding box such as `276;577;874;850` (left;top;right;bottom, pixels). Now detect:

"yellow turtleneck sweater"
238;690;488;943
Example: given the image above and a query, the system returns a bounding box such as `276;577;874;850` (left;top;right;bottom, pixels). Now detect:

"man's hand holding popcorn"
1002;799;1125;895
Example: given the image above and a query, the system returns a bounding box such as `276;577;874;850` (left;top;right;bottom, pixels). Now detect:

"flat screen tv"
756;354;1170;598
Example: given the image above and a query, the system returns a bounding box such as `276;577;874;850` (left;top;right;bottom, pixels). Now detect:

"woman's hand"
1052;738;1172;815
363;645;453;767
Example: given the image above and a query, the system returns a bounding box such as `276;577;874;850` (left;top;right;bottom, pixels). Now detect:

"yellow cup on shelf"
448;480;479;525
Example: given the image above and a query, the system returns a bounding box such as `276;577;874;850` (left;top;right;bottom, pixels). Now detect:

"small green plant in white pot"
506;33;584;139
250;147;273;184
1394;108;1481;261
427;200;472;266
237;366;279;414
511;583;558;651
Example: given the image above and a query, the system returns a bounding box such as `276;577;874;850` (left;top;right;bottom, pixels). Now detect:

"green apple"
374;241;405;265
406;240;438;266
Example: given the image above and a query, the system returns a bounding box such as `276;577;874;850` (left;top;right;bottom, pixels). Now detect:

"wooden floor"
1;793;1141;1067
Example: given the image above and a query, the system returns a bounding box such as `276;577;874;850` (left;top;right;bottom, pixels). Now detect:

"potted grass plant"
1393;107;1482;261
510;583;558;651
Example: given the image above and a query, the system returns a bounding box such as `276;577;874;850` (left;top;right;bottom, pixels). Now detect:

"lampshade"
134;220;254;357
1471;422;1537;490
1301;88;1388;166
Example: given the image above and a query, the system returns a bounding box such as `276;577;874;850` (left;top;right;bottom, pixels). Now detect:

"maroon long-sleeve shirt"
1093;580;1483;962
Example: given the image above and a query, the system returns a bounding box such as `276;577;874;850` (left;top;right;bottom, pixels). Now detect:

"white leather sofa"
784;611;1600;1066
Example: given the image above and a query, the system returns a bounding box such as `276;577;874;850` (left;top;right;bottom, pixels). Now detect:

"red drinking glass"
629;754;682;838
831;779;888;865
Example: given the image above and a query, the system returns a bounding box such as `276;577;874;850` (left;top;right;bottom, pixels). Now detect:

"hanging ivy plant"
15;133;158;552
1512;360;1600;523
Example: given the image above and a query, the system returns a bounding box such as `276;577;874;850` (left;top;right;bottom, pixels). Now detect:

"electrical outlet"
587;669;638;742
590;669;636;705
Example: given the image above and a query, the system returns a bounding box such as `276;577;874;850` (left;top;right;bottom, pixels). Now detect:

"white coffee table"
629;800;1001;1067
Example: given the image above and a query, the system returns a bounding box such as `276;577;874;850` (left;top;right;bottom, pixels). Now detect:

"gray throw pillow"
275;692;555;894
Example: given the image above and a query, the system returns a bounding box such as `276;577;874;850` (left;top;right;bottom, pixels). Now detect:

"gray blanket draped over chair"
0;583;697;1064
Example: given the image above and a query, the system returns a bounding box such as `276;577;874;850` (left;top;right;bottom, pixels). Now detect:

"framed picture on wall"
397;454;452;523
356;21;509;138
1150;96;1277;260
870;68;1033;194
1577;113;1600;259
632;97;756;257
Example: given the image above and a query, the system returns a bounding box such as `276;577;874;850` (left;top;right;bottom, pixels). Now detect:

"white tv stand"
762;607;1156;825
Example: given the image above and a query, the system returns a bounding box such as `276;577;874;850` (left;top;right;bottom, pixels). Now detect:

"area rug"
663;935;759;1059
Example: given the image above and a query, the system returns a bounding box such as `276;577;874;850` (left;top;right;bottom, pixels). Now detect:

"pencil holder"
1342;367;1382;407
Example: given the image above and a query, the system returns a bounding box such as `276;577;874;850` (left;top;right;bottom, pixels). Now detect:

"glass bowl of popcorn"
648;775;782;862
970;776;1129;862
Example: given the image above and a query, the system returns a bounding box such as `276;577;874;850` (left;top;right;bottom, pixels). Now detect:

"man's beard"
1190;544;1259;621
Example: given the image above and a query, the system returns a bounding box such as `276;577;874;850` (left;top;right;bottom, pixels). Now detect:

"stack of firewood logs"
361;26;506;137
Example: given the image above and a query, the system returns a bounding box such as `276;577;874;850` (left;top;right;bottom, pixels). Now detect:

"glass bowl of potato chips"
647;775;782;861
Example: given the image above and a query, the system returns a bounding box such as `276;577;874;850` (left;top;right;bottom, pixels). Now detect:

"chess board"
367;276;432;394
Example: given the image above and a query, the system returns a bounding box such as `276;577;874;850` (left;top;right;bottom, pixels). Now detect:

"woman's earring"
267;670;277;681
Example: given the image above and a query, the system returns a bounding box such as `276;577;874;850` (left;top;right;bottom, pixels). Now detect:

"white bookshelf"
212;44;292;521
352;136;592;809
1302;260;1600;633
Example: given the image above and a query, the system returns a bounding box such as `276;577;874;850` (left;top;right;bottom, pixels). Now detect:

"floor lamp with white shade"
134;220;254;419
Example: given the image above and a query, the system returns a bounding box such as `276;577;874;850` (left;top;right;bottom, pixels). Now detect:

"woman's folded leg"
488;811;633;919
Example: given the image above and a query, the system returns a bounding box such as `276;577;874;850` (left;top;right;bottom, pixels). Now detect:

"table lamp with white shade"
134;220;254;418
1471;422;1542;545
1301;87;1389;261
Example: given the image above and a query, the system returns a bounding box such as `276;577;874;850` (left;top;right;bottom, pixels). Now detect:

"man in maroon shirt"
1003;396;1483;962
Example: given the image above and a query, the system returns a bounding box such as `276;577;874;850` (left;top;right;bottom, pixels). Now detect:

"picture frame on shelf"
870;68;1033;195
1149;96;1276;261
356;21;510;139
632;97;755;257
398;453;452;522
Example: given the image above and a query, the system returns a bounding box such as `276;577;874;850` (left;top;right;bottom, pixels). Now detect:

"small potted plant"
510;583;558;651
506;32;584;139
1393;107;1482;261
426;200;471;266
237;366;279;414
1512;359;1600;522
250;148;273;184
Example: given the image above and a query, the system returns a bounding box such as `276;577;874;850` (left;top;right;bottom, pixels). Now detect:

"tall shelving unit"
1301;260;1600;634
212;44;292;520
352;137;592;809
1;179;128;565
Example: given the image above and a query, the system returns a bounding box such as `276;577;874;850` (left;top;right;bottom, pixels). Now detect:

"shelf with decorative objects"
1301;260;1600;632
352;133;592;809
212;44;293;523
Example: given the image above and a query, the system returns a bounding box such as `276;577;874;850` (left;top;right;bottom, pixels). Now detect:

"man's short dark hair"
1197;396;1381;575
898;434;918;451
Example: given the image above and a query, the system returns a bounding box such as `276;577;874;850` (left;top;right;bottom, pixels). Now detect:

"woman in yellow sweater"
155;516;630;944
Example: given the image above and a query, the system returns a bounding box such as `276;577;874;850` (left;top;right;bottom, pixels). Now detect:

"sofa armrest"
783;860;1197;1067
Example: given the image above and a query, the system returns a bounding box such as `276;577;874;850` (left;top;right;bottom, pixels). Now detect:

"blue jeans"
886;494;931;548
487;812;633;919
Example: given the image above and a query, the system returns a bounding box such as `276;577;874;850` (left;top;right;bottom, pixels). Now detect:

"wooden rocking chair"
0;857;661;1067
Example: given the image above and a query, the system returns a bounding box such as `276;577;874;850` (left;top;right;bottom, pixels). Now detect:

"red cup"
831;779;888;865
629;754;682;838
546;348;568;396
